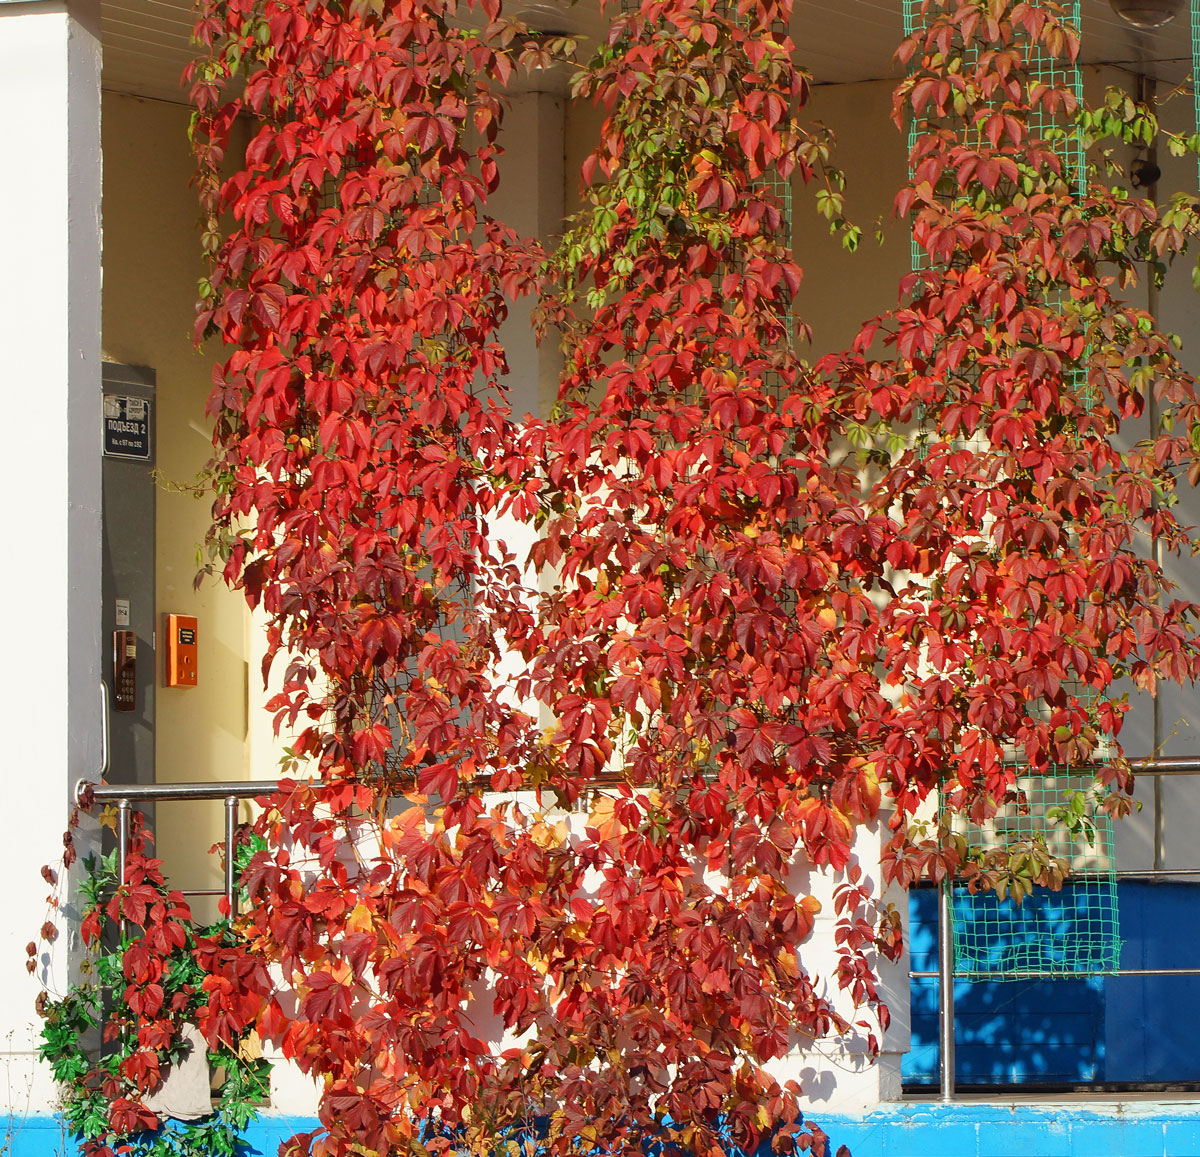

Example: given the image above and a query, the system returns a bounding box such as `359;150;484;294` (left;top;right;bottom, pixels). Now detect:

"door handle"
99;680;110;778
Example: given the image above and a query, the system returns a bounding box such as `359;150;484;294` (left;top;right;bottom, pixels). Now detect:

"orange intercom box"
164;614;198;686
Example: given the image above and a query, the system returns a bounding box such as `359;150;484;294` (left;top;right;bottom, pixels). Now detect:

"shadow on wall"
905;882;1200;1087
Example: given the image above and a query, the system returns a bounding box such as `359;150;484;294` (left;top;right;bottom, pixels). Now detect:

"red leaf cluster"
181;0;1200;1155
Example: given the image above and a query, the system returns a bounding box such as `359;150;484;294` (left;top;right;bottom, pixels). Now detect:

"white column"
487;87;565;713
764;823;911;1113
0;0;102;1112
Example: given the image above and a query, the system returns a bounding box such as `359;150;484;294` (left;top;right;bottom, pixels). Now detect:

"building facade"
3;0;1200;1153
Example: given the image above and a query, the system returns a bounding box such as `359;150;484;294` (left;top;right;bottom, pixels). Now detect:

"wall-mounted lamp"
1108;0;1184;28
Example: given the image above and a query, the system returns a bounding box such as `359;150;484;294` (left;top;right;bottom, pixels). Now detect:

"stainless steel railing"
917;757;1200;1101
76;779;281;918
77;758;1200;1100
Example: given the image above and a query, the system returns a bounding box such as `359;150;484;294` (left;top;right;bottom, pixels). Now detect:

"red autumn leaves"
178;0;1200;1155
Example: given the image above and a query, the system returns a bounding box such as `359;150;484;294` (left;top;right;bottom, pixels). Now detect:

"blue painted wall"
12;1107;1200;1157
906;882;1200;1087
811;1104;1200;1157
13;884;1198;1157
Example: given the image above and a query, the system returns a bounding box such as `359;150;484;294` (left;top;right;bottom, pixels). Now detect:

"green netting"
1193;0;1200;188
902;0;1084;273
945;770;1122;979
950;878;1121;977
902;1;1094;418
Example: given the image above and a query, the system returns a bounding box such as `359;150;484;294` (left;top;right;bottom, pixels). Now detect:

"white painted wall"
763;823;912;1112
0;0;103;1116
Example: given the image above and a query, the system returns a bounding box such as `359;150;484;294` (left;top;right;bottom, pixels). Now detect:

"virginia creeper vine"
41;2;1200;1157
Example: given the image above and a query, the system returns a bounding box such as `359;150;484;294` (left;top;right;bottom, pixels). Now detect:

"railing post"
938;874;956;1102
224;795;238;919
116;798;131;890
116;797;131;937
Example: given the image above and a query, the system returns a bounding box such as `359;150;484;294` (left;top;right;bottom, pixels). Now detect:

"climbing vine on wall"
184;0;883;1150
823;0;1200;898
36;812;269;1157
522;0;900;1137
49;1;1196;1157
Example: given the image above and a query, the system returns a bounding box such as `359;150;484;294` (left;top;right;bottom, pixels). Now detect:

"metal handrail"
79;779;281;804
912;967;1200;978
76;778;282;917
98;684;110;778
929;756;1200;1101
77;759;1200;1100
1128;758;1200;775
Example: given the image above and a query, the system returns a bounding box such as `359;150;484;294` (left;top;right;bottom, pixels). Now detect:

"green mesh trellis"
946;770;1122;979
903;0;1121;980
1193;0;1200;188
901;0;1084;275
902;0;1093;410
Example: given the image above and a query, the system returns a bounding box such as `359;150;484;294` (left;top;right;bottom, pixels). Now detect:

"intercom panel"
164;613;198;687
113;630;138;712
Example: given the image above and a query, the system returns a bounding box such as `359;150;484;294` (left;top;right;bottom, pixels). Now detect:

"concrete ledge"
816;1102;1200;1157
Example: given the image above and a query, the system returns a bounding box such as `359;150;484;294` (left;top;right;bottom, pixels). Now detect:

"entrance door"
101;362;156;787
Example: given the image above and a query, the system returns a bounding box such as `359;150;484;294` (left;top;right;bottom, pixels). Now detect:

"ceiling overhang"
103;1;1193;111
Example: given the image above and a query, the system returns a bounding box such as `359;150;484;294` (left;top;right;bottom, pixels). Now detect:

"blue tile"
880;1122;979;1157
1164;1119;1200;1155
1070;1119;1167;1157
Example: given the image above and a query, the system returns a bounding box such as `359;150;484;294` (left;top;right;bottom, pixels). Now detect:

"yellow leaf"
346;903;374;934
588;795;625;841
530;819;568;849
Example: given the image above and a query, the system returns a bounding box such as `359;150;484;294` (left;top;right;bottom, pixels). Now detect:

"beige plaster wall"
101;91;254;916
793;79;911;358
